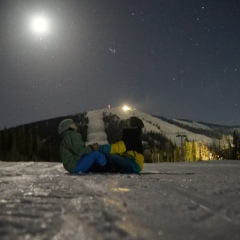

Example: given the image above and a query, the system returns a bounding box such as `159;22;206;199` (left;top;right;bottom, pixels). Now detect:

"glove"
91;143;99;151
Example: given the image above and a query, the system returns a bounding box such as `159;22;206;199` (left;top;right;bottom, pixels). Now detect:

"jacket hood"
58;119;73;134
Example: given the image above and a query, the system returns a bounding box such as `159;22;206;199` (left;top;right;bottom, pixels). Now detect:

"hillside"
0;107;239;162
86;107;239;146
87;108;214;146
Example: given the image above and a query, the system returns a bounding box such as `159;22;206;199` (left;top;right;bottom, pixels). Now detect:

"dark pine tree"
232;130;240;160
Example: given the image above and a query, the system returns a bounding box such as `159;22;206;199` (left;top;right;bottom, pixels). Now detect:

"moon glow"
30;15;50;35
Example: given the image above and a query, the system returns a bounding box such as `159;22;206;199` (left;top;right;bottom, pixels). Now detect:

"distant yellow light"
122;105;131;111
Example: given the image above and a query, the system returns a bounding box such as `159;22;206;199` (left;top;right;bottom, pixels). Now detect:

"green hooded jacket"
59;130;92;173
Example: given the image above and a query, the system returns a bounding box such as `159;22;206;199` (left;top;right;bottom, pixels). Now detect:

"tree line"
102;113;240;162
0;113;88;162
0;112;239;162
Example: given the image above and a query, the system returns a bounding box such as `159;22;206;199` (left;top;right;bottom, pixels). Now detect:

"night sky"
1;0;240;128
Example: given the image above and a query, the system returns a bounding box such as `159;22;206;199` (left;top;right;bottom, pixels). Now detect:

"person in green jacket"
58;119;107;173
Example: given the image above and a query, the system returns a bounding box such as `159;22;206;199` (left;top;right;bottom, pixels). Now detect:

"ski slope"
86;109;108;145
96;107;215;146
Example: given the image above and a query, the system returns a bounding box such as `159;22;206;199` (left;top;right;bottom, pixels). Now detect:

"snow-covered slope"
86;107;215;146
172;119;212;131
86;109;108;145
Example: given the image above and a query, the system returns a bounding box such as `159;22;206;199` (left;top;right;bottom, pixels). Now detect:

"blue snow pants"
106;154;140;174
74;151;107;173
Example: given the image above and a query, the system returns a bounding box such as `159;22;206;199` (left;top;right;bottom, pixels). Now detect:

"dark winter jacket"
99;127;144;171
59;130;92;173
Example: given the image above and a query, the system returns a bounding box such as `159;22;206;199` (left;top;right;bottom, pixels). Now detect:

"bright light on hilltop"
122;105;131;111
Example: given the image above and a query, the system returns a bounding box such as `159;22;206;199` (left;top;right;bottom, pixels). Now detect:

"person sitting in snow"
97;116;144;174
58;119;107;173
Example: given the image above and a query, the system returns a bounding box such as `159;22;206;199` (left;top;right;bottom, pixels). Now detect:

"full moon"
30;15;50;35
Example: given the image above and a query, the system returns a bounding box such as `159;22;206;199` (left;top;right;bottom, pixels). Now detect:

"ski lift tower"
176;132;187;161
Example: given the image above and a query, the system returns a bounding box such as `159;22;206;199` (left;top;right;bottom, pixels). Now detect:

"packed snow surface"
1;160;240;240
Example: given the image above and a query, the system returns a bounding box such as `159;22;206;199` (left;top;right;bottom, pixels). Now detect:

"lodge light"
122;105;131;111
